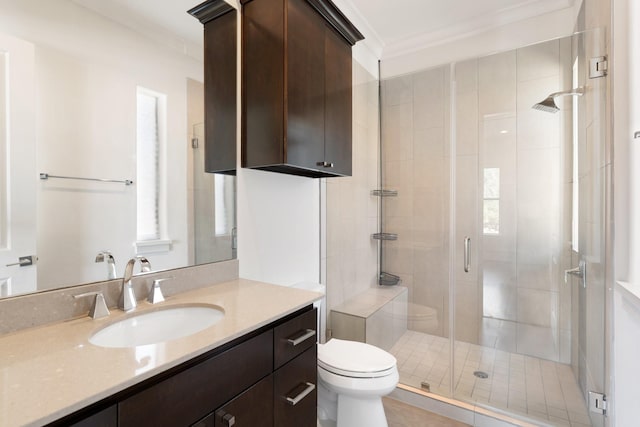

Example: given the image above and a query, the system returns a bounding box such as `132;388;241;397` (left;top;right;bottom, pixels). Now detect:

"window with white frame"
483;167;500;235
136;87;168;251
214;174;235;236
0;52;7;249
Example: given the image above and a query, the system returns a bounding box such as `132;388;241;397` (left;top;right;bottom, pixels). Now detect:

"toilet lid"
318;339;397;378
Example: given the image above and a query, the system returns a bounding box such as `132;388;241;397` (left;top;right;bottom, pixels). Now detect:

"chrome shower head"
532;87;585;113
532;96;560;113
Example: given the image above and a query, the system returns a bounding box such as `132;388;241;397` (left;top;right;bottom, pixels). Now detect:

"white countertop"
0;279;321;427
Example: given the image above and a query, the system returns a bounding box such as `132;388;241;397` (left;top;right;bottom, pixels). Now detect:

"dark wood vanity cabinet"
189;1;237;175
119;331;274;426
52;306;317;427
193;375;274;427
241;0;363;178
67;405;117;427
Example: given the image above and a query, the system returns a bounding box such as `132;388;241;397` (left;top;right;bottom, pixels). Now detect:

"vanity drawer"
119;330;273;427
274;308;317;369
274;346;317;427
191;375;274;427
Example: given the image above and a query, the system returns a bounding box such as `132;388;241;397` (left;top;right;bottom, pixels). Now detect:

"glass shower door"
450;31;608;426
570;27;608;427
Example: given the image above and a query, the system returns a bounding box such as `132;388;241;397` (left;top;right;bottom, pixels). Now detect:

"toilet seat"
318;339;397;378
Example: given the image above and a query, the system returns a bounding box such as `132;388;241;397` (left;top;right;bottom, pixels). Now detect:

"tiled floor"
383;397;471;427
390;330;592;427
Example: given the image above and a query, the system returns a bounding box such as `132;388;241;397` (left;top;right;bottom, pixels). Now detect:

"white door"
0;33;37;297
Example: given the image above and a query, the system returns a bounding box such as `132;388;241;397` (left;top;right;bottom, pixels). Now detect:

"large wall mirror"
0;0;236;298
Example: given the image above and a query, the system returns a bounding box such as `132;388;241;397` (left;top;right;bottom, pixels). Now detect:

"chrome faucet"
95;251;117;280
119;256;152;312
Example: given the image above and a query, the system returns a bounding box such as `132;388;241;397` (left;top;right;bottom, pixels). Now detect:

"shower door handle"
464;237;471;273
565;259;586;288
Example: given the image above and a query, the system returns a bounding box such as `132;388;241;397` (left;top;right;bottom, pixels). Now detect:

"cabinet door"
242;0;285;168
286;0;326;172
119;331;273;426
203;10;237;174
324;26;352;176
274;346;317;427
213;375;274;427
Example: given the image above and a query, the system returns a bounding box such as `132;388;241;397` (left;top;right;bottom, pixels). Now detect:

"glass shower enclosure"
380;29;608;426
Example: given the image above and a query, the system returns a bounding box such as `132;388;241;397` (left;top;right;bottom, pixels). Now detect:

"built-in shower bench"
330;286;408;351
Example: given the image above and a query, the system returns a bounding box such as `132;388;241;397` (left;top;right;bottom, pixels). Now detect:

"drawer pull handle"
286;382;316;406
287;329;316;346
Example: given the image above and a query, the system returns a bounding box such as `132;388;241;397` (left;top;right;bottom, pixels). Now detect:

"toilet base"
317;373;394;427
337;394;388;427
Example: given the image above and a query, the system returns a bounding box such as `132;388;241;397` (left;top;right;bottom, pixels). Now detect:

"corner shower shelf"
371;189;398;197
379;272;401;286
372;233;398;241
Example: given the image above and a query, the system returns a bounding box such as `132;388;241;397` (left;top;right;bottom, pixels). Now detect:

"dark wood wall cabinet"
189;1;237;175
241;0;364;178
48;306;318;427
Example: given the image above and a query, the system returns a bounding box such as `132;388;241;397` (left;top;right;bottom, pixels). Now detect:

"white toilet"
291;282;399;427
317;338;399;427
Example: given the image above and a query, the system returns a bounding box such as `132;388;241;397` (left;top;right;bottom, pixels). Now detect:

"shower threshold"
390;385;545;427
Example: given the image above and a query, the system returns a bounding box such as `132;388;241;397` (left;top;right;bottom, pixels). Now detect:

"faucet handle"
74;291;110;319
135;256;152;273
147;278;172;304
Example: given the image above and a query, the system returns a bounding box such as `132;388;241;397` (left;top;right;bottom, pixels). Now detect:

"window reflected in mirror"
483;167;500;235
0;52;7;251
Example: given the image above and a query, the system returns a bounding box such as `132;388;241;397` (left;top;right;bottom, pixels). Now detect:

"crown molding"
329;0;384;58
188;0;235;24
382;0;575;59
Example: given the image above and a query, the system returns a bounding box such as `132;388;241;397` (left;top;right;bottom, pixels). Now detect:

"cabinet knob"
216;410;236;426
316;161;334;168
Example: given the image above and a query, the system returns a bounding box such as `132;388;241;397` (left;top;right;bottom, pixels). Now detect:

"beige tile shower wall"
381;66;451;340
324;60;379;338
475;39;573;362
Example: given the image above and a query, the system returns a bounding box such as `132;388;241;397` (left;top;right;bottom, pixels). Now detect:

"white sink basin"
89;305;225;348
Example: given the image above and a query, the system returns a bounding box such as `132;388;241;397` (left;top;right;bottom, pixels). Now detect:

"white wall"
613;283;640;427
617;0;640;284
237;169;320;286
